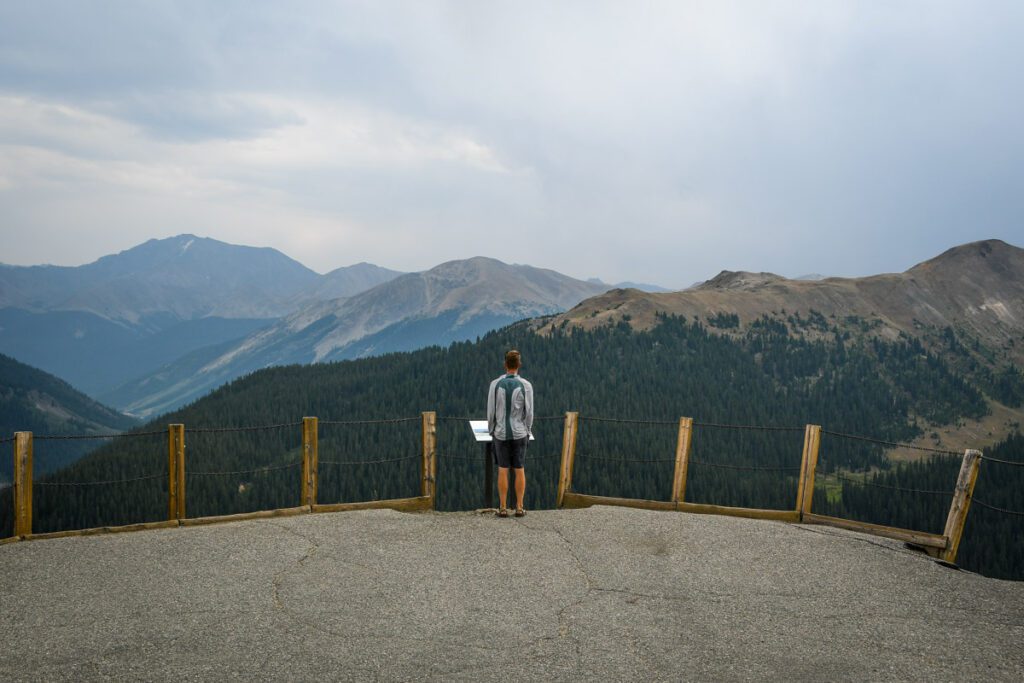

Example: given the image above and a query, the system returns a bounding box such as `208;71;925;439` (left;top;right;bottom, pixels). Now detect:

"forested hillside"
0;353;136;482
4;313;1020;579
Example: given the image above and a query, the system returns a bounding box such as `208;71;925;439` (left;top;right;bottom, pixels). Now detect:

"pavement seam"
516;517;593;675
265;520;321;617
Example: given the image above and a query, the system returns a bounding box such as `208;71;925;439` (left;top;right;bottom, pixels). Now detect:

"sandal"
514;508;526;517
496;508;509;518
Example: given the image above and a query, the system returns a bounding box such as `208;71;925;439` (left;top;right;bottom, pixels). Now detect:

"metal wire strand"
188;422;303;434
437;415;564;422
320;417;421;426
33;429;168;440
980;454;1024;467
972;499;1024;517
821;430;962;456
34;473;165;487
187;462;301;476
576;452;677;463
828;473;953;497
689;458;802;472
0;436;15;445
580;416;677;426
693;422;804;433
319;454;419;466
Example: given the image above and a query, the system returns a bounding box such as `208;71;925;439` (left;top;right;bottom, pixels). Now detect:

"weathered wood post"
671;417;694;506
556;412;580;508
796;424;822;520
301;417;319;508
168;424;185;521
940;449;982;563
13;432;32;536
421;412;437;507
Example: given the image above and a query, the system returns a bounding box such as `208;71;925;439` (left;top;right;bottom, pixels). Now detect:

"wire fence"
972;499;1024;517
187;462;302;477
319;454;419;466
828;472;953;497
34;473;165;487
321;417;421;426
32;429;168;441
821;429;962;457
689;459;802;473
576;452;677;463
4;414;1017;541
980;454;1024;467
187;422;303;434
694;421;804;433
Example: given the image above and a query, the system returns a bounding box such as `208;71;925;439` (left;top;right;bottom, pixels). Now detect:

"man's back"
487;373;534;441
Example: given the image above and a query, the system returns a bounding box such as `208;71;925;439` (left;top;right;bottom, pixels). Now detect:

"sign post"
469;420;533;510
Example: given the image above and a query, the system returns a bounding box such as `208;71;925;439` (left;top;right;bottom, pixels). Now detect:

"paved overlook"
1;507;1022;682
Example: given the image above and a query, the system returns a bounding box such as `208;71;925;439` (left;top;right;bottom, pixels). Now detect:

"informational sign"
468;420;534;442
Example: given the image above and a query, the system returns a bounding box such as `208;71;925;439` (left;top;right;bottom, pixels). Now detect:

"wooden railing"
554;413;982;563
3;411;984;565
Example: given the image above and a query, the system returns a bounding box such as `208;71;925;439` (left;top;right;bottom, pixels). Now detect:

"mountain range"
1;236;619;417
3;234;1021;441
543;238;1024;453
547;240;1023;362
103;257;609;417
0;235;404;398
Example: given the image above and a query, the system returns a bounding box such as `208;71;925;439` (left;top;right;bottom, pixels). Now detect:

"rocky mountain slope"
545;239;1023;356
541;238;1024;450
104;257;609;417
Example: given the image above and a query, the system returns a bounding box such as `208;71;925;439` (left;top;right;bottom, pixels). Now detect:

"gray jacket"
487;373;534;441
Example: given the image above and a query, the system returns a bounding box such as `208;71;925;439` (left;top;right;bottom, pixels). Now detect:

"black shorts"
494;437;528;469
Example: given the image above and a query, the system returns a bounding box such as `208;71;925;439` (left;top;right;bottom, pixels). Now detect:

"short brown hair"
505;349;521;370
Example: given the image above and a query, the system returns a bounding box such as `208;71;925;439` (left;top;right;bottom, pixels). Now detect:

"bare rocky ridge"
1;507;1021;681
539;239;1024;453
544;239;1023;358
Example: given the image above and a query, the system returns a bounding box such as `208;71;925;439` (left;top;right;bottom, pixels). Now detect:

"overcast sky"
1;1;1022;287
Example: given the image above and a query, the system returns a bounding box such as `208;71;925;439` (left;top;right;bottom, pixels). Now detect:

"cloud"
1;1;1022;283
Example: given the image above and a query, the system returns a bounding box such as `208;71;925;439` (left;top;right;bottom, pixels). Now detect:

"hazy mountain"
0;353;136;483
587;277;670;293
0;236;398;396
0;234;319;321
104;257;609;417
289;262;405;307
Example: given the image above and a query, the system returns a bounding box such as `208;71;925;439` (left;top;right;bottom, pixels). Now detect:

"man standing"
487;349;534;517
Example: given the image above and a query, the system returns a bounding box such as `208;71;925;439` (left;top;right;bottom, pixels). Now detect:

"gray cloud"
1;1;1022;285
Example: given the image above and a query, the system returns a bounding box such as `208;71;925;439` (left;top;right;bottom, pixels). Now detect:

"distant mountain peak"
910;238;1020;274
698;271;786;291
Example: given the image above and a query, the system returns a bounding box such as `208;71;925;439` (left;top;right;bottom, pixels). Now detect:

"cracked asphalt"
1;506;1023;682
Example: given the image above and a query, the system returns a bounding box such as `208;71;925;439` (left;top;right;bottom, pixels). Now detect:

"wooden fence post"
301;417;319;507
941;449;982;564
671;417;694;504
556;412;580;508
421;412;437;506
796;424;822;520
168;424;185;521
13;432;32;536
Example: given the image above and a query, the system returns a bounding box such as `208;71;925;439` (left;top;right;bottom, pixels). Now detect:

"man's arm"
524;381;534;436
486;378;497;436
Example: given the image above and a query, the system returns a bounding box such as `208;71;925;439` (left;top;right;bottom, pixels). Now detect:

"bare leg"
497;466;510;510
514;468;526;510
